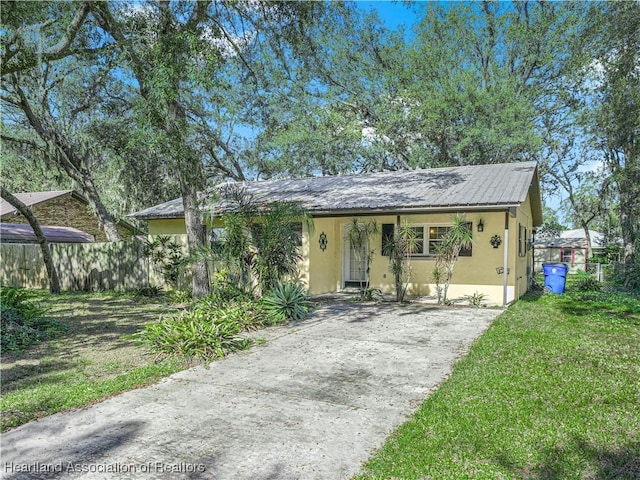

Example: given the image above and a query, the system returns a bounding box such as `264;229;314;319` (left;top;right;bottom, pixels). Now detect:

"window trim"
561;247;573;264
407;223;472;257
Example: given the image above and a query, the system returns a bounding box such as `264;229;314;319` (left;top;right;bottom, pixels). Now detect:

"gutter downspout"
503;211;510;307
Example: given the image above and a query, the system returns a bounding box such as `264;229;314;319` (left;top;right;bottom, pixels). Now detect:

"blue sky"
357;1;424;30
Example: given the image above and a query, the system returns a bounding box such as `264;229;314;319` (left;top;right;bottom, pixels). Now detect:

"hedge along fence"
0;239;191;292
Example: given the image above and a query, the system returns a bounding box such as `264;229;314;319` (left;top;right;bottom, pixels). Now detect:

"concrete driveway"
1;302;501;480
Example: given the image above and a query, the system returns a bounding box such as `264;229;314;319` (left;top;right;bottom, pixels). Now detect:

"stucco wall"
2;194;131;242
513;194;535;300
305;211;520;304
146;192;538;305
148;218;187;235
306;192;538;305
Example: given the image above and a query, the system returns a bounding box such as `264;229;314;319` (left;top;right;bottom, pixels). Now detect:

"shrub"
463;291;487;308
130;285;165;298
0;287;65;353
358;287;384;302
262;282;312;324
608;259;640;292
130;306;253;363
195;297;267;331
143;236;187;288
167;289;192;304
202;272;253;307
214;189;312;294
573;272;603;292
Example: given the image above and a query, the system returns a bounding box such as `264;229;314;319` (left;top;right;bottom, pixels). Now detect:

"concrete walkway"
1;302;501;480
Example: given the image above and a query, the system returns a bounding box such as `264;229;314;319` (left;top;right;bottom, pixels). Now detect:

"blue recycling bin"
542;263;568;294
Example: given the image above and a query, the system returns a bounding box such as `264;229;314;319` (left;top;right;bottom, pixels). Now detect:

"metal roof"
129;161;543;225
0;223;94;243
535;229;606;249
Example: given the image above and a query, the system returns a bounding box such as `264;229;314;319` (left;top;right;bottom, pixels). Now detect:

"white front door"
342;226;367;287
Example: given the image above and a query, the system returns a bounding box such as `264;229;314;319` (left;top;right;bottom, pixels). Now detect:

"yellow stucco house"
130;161;542;306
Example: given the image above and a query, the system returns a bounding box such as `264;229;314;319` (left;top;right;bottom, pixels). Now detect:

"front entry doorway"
342;226;367;288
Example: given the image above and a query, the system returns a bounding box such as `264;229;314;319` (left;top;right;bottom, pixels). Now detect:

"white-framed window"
408;224;472;257
519;224;526;257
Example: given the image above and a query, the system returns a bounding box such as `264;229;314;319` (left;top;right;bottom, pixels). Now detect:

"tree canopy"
1;0;638;271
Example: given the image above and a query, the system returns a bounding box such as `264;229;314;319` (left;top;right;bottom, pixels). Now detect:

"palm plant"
386;221;419;302
346;218;379;301
213;187;313;295
433;214;474;305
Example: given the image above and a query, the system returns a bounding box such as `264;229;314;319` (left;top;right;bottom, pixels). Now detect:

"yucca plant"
262;282;312;323
433;214;474;305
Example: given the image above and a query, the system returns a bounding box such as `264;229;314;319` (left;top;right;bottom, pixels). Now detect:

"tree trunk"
179;174;210;298
79;178;121;242
581;221;593;261
1;187;61;294
12;79;121;241
619;209;635;266
47;130;121;241
617;157;638;267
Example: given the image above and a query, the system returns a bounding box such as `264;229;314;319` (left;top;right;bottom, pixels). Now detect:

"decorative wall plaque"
319;232;328;251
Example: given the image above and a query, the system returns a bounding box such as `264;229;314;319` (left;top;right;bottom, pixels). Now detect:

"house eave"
302;204;522;218
136;203;524;222
127;212;186;221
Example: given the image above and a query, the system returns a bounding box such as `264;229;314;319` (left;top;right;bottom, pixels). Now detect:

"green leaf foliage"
212;187;312;294
262;282;312;324
130;306;255;363
0;287;65;353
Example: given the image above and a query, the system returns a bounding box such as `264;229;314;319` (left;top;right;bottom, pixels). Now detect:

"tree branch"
0;185;61;293
1;1;93;76
0;134;43;150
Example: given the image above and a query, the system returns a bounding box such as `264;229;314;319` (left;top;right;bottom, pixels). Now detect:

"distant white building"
534;229;606;273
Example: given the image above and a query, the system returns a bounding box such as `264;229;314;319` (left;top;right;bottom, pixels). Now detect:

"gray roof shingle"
129;161;542;224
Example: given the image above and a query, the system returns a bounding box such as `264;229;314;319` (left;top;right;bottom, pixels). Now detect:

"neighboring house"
534;229;606;273
130;161;543;306
1;190;136;242
0;223;94;243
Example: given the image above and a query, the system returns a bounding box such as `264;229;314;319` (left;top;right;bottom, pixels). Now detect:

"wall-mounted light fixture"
477;219;484;232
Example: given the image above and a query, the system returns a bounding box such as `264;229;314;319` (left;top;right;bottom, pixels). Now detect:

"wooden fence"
0;241;151;291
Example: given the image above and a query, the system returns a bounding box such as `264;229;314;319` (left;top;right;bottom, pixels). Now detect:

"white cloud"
200;26;255;59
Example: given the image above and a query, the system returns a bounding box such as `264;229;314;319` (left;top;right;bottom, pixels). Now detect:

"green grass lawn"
0;292;189;432
356;288;640;480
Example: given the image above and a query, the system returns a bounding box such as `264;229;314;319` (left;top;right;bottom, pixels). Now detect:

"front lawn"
356;289;640;480
0;292;189;432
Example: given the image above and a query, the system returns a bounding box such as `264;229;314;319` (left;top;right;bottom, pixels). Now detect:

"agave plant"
262;282;312;323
